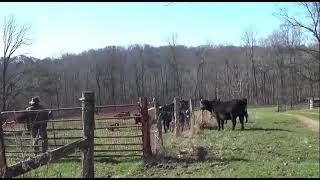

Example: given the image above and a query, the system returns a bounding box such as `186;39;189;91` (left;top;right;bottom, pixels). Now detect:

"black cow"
200;98;247;131
180;109;191;130
159;103;174;133
223;98;248;124
158;100;190;133
159;111;174;133
177;100;191;129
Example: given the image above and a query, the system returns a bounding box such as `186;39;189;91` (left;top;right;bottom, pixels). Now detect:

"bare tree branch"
1;15;32;111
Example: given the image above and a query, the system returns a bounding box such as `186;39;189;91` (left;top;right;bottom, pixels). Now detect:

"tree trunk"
2;64;6;111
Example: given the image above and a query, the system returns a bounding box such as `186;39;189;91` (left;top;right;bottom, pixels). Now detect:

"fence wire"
93;105;143;160
1;108;83;178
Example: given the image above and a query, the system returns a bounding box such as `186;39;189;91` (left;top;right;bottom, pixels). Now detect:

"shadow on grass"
245;127;292;132
207;156;250;163
144;154;250;168
95;157;142;164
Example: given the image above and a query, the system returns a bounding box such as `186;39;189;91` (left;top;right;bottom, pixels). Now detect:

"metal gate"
93;98;152;160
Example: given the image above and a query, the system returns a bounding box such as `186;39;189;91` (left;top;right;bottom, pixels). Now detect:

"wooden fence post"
200;100;204;127
154;98;163;151
140;97;152;158
309;98;314;110
80;92;95;178
189;99;193;129
174;97;181;137
0;120;7;177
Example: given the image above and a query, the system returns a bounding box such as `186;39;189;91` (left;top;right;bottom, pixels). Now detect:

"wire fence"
93;105;143;159
1;108;83;166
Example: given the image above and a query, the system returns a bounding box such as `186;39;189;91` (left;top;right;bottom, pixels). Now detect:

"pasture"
6;107;320;178
284;108;319;121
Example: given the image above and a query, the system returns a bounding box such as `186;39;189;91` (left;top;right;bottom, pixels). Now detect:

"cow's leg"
166;120;170;133
180;115;184;132
215;113;221;131
231;114;237;130
245;111;248;123
182;115;186;132
221;118;225;130
239;115;245;130
167;118;172;132
163;119;167;133
181;120;184;132
225;119;227;124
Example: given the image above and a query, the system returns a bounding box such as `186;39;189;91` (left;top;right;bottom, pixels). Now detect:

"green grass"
135;107;319;178
20;156;145;178
5;107;320;178
284;108;319;121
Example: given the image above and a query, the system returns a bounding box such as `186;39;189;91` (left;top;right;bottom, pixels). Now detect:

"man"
26;96;49;155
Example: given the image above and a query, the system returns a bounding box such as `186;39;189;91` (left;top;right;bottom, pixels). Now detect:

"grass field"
284;108;319;121
128;107;319;178
4;107;319;178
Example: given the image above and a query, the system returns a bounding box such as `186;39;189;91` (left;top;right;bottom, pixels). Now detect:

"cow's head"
200;99;211;111
179;100;189;110
242;98;248;104
185;109;191;120
200;99;221;112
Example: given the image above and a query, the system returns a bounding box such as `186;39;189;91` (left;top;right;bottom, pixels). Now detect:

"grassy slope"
16;107;319;178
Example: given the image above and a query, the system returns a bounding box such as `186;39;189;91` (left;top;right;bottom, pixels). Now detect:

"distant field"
284;108;319;121
4;107;319;178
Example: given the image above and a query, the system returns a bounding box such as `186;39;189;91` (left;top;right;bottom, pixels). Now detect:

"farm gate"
0;92;95;178
0;92;152;178
93;97;152;159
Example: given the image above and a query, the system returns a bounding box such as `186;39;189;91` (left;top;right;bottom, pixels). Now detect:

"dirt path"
290;114;319;133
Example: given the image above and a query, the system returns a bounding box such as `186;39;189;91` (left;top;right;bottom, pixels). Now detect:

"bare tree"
167;33;181;97
1;15;32;111
194;47;208;100
282;24;302;107
242;26;259;104
268;28;288;111
276;2;320;83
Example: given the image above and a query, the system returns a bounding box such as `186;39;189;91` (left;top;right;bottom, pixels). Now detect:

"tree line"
0;2;319;111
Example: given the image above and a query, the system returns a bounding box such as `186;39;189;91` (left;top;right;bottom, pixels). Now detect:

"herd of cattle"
130;97;249;133
153;97;248;132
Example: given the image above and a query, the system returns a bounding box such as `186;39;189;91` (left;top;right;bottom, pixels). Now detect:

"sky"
0;2;306;59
